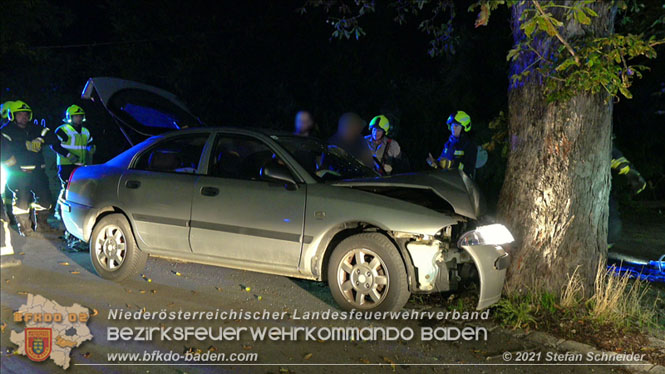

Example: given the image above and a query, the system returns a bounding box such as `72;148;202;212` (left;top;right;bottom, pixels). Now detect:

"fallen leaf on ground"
139;290;146;294
174;271;182;276
360;358;371;364
303;353;312;360
151;290;157;294
58;261;70;266
17;291;28;295
81;352;90;358
242;344;252;350
0;322;6;333
70;271;80;275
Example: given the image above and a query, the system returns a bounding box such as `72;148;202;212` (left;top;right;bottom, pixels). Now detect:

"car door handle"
200;186;219;197
125;180;141;189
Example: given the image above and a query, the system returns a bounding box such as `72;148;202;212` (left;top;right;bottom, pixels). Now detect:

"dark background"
1;0;663;202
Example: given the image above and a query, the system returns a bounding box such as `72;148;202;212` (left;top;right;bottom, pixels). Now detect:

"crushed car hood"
332;170;484;220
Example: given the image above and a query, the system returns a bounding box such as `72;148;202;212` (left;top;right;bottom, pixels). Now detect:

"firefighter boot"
15;213;34;237
35;211;58;233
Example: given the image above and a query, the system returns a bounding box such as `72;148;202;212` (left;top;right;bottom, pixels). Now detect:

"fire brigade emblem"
25;327;52;362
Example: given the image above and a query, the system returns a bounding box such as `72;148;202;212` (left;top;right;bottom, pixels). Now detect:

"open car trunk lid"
81;77;204;145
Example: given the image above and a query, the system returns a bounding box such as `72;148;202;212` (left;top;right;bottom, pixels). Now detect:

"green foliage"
302;0;664;103
495;295;537;329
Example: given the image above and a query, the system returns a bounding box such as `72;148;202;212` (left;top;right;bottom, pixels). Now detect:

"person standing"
293;110;317;137
364;115;402;175
0;101;71;236
53;105;95;219
427;110;477;177
328;112;372;164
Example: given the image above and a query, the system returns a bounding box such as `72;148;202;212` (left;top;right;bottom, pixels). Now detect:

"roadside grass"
491;263;665;365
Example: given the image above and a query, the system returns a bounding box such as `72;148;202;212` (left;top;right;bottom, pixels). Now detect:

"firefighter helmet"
65;104;86;123
447;110;471;132
7;100;33;121
369;115;390;135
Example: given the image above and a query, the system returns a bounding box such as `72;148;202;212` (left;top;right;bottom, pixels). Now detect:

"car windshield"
273;135;379;181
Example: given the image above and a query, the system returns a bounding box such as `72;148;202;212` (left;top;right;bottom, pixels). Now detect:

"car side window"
208;135;290;181
134;134;208;174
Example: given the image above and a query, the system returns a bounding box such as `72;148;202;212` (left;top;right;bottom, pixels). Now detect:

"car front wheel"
327;233;410;312
90;214;147;281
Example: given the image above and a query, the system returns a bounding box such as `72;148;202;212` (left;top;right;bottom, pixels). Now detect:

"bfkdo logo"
25;327;52;362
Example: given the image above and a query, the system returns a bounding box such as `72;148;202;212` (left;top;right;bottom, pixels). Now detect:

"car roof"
161;126;310;139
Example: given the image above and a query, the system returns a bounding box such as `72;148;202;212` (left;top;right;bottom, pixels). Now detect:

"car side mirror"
261;165;297;189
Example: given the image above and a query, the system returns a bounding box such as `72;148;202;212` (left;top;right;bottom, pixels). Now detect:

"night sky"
2;0;663;200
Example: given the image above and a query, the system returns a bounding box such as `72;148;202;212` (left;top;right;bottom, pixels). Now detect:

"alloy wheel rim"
94;225;127;271
336;248;389;308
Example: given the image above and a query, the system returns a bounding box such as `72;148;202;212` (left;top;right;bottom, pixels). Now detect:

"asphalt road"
1;228;632;374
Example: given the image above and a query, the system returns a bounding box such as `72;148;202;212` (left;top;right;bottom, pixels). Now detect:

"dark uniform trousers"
6;169;53;213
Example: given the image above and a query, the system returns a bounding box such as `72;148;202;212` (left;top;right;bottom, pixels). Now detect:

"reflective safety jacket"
54;124;94;165
437;134;477;176
611;147;646;194
0;121;69;171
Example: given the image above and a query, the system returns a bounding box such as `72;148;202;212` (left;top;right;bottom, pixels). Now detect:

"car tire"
327;233;410;312
89;214;147;281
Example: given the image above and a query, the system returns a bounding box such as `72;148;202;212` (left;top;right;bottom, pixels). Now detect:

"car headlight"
457;224;514;247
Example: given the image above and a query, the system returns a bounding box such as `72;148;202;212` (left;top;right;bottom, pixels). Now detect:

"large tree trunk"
498;2;615;296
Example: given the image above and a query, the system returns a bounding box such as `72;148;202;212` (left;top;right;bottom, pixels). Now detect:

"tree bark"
498;2;615;296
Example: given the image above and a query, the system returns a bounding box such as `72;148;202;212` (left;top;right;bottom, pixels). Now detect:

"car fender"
458;244;510;310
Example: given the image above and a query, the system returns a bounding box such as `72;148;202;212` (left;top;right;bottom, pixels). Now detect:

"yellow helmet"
65;104;86;123
1;101;15;120
447;110;471;132
7;100;33;121
369;115;390;135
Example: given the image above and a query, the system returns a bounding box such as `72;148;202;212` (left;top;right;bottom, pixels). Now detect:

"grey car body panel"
459;244;508;310
333;170;482;220
189;176;306;270
118;170;197;252
300;183;459;277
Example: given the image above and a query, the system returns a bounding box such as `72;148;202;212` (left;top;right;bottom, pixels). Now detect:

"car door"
189;133;306;271
118;132;211;253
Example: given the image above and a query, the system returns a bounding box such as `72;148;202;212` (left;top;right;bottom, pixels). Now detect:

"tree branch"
532;0;580;65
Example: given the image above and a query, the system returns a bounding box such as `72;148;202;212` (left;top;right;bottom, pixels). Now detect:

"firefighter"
364;115;403;175
608;146;646;248
427;110;477;177
53;105;95;219
0;101;72;236
1;101;16;225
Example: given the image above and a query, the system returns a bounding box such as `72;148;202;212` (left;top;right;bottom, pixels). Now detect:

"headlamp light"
457;224;514;247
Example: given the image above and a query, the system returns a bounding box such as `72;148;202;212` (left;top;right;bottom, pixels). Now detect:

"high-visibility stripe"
40;128;50;136
12;206;30;214
18;164;46;170
619;166;630;175
1;133;11;141
30;202;48;211
61;144;87;150
454;150;465;156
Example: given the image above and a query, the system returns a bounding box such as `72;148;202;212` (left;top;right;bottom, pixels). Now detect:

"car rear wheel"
327;233;410;312
90;214;147;281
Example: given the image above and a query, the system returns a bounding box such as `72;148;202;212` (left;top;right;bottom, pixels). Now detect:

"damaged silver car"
61;78;513;312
